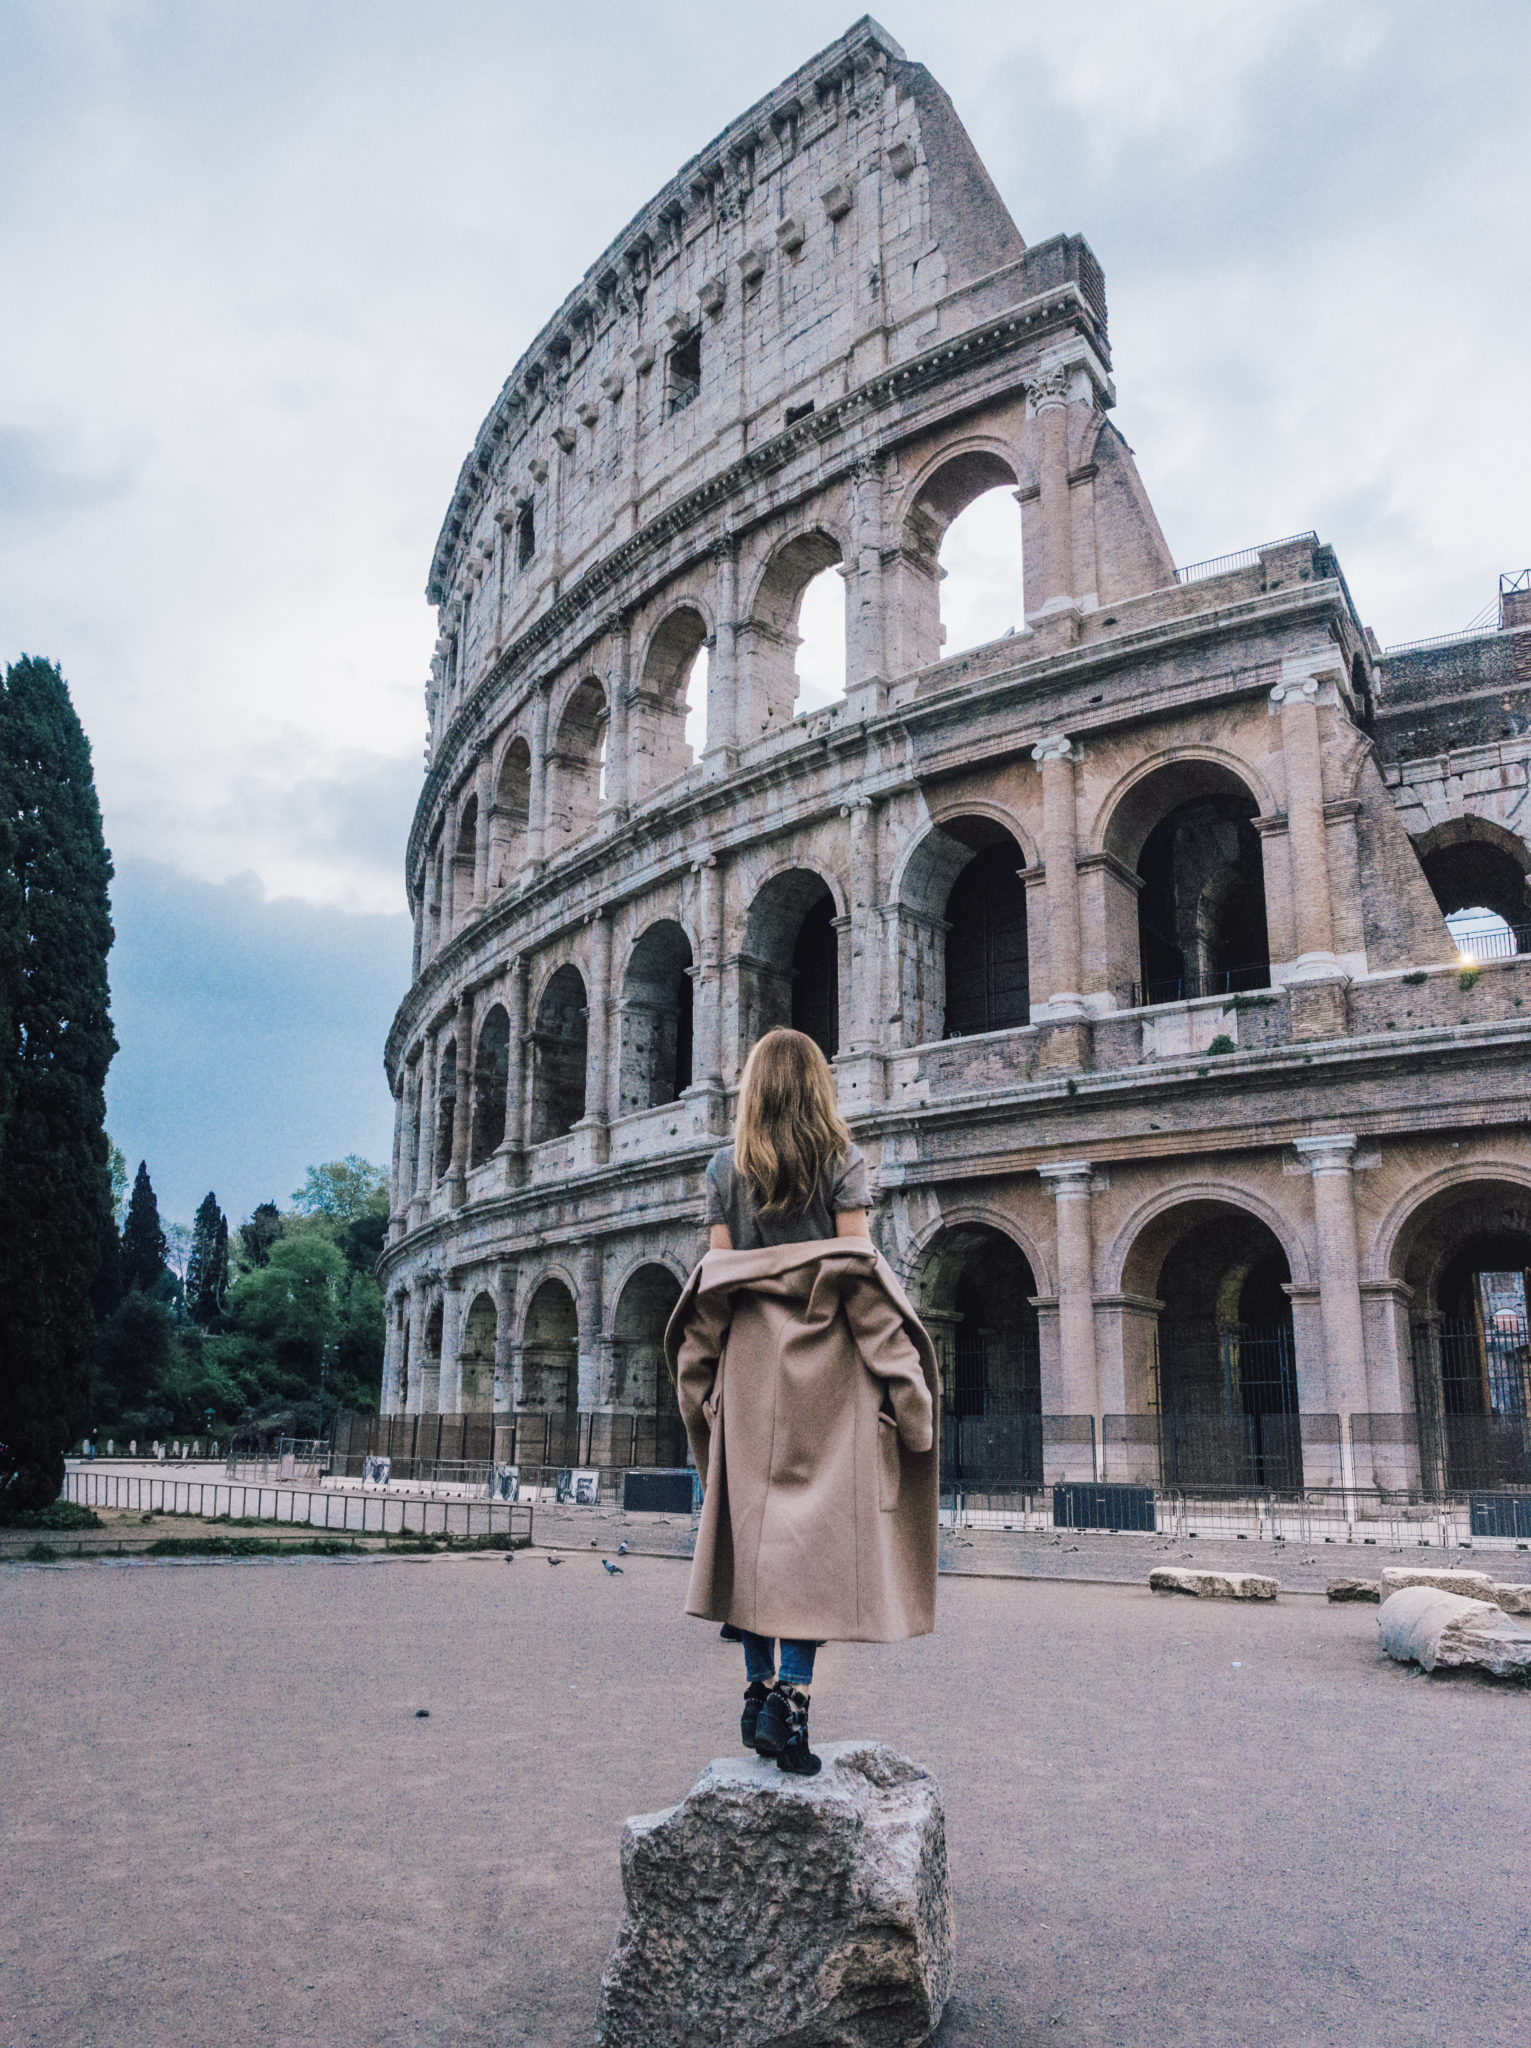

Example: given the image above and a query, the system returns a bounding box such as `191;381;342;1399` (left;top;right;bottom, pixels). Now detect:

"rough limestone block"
1380;1565;1498;1604
1149;1567;1279;1601
1326;1575;1381;1602
595;1741;954;2048
1495;1583;1531;1618
1379;1587;1531;1677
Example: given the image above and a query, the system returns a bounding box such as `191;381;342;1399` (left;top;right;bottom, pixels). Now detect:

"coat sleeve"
842;1271;934;1453
673;1283;733;1486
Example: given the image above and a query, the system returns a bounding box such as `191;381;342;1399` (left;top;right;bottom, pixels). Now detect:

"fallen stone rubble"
595;1740;954;2048
1378;1586;1531;1678
1149;1567;1279;1600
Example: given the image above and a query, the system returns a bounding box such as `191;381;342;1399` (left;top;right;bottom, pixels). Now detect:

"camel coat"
664;1240;940;1643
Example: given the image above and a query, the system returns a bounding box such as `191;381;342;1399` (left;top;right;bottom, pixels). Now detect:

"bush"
1458;967;1481;991
3;1499;103;1531
1401;971;1427;987
1206;1034;1236;1056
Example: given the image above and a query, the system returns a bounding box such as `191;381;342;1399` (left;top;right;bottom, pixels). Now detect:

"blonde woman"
665;1028;939;1775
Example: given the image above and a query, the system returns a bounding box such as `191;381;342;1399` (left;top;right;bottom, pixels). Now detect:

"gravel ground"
4;1549;1529;2047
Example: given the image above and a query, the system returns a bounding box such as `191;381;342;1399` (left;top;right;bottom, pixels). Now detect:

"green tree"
290;1155;388;1226
120;1160;167;1294
235;1200;282;1273
0;657;116;1510
185;1192;229;1325
95;1289;176;1424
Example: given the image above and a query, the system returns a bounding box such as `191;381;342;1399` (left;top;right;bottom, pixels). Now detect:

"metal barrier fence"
330;1409;690;1482
65;1468;533;1539
940;1484;1513;1546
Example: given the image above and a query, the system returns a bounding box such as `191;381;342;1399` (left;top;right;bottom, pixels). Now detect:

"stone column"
406;1277;429;1414
422;853;440;966
843;455;887;696
577;1242;604;1415
1032;734;1084;1013
1294;1134;1369;1471
1270;677;1338;973
441;793;460;944
1039;1161;1100;1469
847;798;880;1053
471;757;493;912
411;889;424;979
492;1260;517;1413
379;1298;400;1414
388;1071;406;1224
527;679;552;870
584;909;612;1160
684;854;726;1122
705;537;738;768
1024;361;1075;625
438;1272;465;1414
604;613;632;813
447;993;474;1206
506;954;531;1172
411;1035;435;1222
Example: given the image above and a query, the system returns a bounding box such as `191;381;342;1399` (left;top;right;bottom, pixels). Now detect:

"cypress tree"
186;1191;229;1325
0;657;116;1512
120;1160;167;1294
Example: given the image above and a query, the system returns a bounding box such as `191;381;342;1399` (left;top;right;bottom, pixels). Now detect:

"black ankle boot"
754;1685;821;1776
740;1680;770;1750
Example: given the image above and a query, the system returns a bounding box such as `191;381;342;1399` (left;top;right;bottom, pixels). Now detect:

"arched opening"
521;1279;578;1413
470;1004;511;1165
1414;823;1530;961
530;964;588;1142
939;486;1025;656
619;921;694;1113
493;736;531;889
1104;761;1271;1006
1126;1202;1299;1488
422;1300;444;1413
460;1292;497;1412
916;1226;1040;1490
433;1040;458;1178
548;679;607;848
741;869;840;1061
610;1264;688;1463
1397;1180;1531;1491
903;452;1021;668
638;608;708;794
738;531;845;733
900;817;1030;1043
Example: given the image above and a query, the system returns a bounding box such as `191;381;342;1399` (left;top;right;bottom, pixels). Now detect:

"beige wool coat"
664;1240;940;1643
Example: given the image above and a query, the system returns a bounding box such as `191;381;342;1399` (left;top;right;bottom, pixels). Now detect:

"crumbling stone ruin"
377;18;1531;1503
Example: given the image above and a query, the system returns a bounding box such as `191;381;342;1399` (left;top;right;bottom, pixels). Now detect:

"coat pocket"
877;1411;901;1510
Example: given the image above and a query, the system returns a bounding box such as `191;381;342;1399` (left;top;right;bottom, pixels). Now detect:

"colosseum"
372;17;1531;1508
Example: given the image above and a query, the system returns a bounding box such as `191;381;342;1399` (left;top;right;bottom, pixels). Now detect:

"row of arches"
419;462;1031;962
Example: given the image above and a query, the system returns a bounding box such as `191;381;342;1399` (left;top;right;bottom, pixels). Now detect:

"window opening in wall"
791;892;838;1058
793;566;846;716
611;1266;689;1464
784;399;815;426
531;964;588;1142
1406;1200;1531;1493
470;1005;511;1165
683;644;708;760
667;329;701;415
1418;832;1530;960
516;504;535;570
1150;1211;1300;1490
944;840;1029;1035
938;485;1024;656
619;921;694;1112
1136;795;1269;1006
917;1225;1041;1491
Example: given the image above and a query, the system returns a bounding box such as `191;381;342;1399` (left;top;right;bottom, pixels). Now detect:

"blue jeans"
742;1631;816;1687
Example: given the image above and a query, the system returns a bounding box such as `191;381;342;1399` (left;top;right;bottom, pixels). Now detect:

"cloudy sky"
3;1;1527;1226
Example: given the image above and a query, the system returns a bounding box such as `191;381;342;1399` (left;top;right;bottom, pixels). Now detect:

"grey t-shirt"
703;1143;870;1251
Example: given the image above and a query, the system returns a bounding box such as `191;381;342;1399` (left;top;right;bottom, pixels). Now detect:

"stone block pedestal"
595;1741;954;2047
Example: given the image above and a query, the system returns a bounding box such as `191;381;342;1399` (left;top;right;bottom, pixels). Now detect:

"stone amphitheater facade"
377;18;1531;1499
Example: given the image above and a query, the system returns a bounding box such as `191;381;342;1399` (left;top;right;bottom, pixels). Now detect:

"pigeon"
547;1555;564;1566
603;1559;624;1575
616;1542;628;1556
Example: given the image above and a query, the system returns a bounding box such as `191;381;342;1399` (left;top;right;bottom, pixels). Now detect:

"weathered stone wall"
378;21;1531;1493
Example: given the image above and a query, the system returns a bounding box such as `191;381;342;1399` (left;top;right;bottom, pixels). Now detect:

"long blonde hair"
735;1028;852;1216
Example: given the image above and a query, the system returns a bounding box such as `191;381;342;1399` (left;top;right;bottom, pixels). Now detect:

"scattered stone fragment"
595;1741;953;2048
1326;1576;1381;1603
1380;1565;1498;1604
1378;1587;1531;1678
1149;1567;1278;1601
1494;1583;1531;1618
